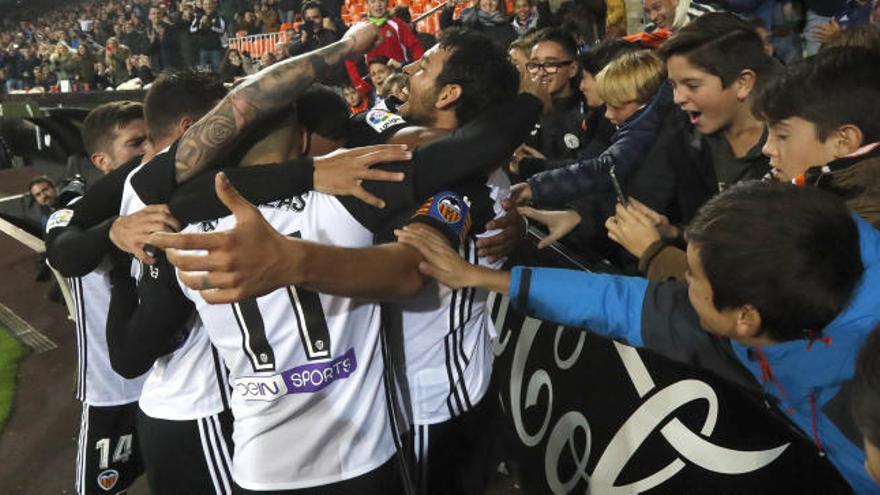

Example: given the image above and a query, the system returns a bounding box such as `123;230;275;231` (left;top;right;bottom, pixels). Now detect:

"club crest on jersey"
415;191;471;240
96;469;119;491
46;208;74;233
365;109;405;133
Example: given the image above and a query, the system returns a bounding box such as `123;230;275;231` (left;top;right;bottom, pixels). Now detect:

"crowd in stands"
3;0;878;97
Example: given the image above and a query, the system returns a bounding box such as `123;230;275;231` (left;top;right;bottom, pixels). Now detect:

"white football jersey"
121;148;230;420
47;197;147;406
67;261;147;406
177;193;396;491
398;169;509;424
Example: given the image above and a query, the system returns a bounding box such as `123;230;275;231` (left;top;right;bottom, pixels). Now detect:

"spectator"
28;175;59;229
286;1;341;57
104;37;132;87
626;13;775;227
236;10;262;35
367;56;393;99
804;0;872;55
257;4;282;33
179;1;199;67
3;45;25;92
190;0;228;71
643;0;721;33
508;34;534;74
345;0;424;95
48;42;75;81
219;48;246;83
440;0;517;50
92;60;113;90
342;83;369;114
523;28;584;163
512;0;538;36
73;44;97;87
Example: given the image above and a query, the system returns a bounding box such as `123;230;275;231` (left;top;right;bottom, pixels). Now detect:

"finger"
359;147;412;164
164;250;232;272
149;231;228;251
141;204;172;215
215;172;259;219
178;270;240;291
202;288;244;305
357;168;405;183
351;187;386;209
607;230;620;244
401;224;451;247
604;216;620;235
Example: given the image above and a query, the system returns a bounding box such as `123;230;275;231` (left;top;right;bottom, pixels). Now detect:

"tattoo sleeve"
174;37;354;183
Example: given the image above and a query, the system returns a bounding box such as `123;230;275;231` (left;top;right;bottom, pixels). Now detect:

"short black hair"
579;38;640;76
82;101;144;155
301;0;323;16
659;13;776;88
753;46;880;143
531;26;579;61
144;70;227;142
296;85;349;140
686;181;863;341
852;324;880;447
28;175;54;192
436;28;519;125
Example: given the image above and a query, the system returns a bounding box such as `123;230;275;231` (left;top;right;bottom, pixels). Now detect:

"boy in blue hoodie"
396;181;880;493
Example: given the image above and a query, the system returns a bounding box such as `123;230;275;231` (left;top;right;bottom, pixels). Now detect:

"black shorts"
232;455;404;495
136;408;235;495
76;402;145;495
411;391;500;495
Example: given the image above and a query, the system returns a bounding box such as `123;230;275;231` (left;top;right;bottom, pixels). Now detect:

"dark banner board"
489;236;851;494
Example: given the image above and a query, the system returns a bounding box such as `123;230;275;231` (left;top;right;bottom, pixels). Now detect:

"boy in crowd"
604;45;880;282
755;46;880;227
397;180;880;493
627;13;775;226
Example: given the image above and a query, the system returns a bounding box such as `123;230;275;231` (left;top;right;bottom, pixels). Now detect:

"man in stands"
190;0;228;71
643;0;721;33
346;0;424;96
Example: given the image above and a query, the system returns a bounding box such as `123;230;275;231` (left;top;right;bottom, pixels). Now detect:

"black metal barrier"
490;230;851;494
2;90;146;109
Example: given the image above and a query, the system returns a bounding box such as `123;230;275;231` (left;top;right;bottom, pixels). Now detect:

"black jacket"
627;109;769;225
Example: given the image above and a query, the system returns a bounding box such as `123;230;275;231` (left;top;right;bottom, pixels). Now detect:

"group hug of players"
47;21;545;495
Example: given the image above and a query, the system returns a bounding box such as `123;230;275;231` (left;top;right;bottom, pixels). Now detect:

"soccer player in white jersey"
108;71;237;494
152;29;544;495
46;101;149;495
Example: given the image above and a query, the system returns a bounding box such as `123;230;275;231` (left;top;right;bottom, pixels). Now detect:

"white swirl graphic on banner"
501;308;790;494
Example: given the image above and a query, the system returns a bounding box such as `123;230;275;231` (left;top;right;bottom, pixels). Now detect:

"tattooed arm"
174;22;380;183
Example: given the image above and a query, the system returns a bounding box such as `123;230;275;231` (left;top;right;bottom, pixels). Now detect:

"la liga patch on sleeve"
365;109;405;133
46;208;74;233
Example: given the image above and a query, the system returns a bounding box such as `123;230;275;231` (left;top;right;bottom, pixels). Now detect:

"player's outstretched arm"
174;22;381;182
150;173;425;304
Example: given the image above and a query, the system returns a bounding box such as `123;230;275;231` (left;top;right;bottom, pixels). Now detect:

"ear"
733;304;762;339
734;69;758;101
830;124;864;158
435;83;462;110
177;115;194;134
90;151;112;174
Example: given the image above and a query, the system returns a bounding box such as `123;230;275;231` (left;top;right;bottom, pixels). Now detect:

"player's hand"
517;206;580;249
148;172;300;304
313;144;410;208
110;204;180;264
508;182;533;206
605;201;661;258
395;223;479;289
342;21;381;58
476;201;525;262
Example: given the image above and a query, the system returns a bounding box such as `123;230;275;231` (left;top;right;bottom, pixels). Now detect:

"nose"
672;86;687;106
761;134;776;158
